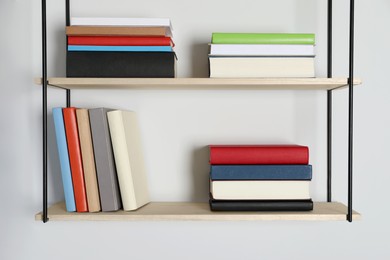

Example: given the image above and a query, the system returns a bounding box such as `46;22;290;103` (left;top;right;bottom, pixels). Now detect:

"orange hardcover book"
63;107;88;212
66;26;169;37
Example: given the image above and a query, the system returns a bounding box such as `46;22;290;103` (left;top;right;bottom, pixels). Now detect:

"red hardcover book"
63;107;88;212
68;36;174;46
209;145;309;165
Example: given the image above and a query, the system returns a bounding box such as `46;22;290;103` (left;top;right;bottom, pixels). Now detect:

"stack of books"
66;17;176;77
209;33;315;78
209;145;313;211
53;107;149;212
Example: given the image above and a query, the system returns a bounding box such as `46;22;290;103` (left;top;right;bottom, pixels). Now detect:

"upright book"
89;108;122;211
107;110;150;211
209;145;309;165
75;109;101;212
52;108;76;212
62;107;88;212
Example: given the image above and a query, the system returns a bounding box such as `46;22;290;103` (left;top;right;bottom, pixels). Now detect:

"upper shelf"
35;77;362;91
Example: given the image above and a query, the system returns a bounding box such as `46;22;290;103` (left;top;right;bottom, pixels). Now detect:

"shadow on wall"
190;43;210;78
190;146;210;202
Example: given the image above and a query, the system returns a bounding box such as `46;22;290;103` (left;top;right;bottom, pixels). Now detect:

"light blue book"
52;108;76;212
67;45;173;52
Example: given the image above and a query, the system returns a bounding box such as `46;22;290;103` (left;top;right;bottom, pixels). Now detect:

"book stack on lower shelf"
66;17;176;77
53;107;149;213
209;33;315;78
209;145;313;211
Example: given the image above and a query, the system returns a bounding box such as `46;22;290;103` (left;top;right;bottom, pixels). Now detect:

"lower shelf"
35;201;361;221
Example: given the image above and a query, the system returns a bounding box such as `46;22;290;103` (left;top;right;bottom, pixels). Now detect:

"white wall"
1;0;389;259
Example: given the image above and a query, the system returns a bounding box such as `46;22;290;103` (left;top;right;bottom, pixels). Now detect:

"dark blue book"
210;165;312;180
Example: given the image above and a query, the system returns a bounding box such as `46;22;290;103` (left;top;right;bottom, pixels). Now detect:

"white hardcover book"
211;180;310;200
71;17;173;35
210;44;315;56
209;57;315;78
107;110;150;211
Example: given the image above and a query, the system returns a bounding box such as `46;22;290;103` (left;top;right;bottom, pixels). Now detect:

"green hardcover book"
211;33;315;45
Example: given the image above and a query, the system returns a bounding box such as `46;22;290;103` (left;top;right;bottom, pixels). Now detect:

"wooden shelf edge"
35;201;361;222
34;77;362;91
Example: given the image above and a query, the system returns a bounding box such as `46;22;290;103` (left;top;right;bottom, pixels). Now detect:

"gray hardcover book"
89;108;122;211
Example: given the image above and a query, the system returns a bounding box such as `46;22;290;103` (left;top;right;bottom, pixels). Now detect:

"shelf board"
35;77;362;91
35;201;361;221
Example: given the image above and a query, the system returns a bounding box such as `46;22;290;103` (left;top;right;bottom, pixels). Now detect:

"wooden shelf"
35;77;362;91
35;201;361;221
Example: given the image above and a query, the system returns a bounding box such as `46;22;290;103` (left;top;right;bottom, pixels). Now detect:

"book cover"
89;108;122;211
209;145;309;165
66;26;171;37
209;199;313;211
52;108;76;212
67;51;176;78
68;45;173;52
75;109;101;212
210;165;312;180
68;36;173;46
107;110;150;211
209;44;315;56
209;57;315;78
211;33;315;45
210;180;311;200
62;107;88;212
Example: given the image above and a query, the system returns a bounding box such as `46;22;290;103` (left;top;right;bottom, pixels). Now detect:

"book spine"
66;26;169;37
209;199;313;211
75;109;101;212
67;51;176;78
68;36;173;46
70;17;171;28
67;45;173;52
89;108;122;211
211;33;315;45
62;107;88;212
107;111;137;211
52;108;76;212
209;145;309;165
210;165;312;180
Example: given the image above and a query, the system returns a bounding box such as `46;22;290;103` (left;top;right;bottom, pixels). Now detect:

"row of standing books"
209;33;316;78
66;17;176;78
209;145;313;211
53;107;149;212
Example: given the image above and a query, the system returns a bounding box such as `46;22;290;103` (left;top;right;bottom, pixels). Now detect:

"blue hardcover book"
210;165;312;180
52;108;76;212
68;45;173;52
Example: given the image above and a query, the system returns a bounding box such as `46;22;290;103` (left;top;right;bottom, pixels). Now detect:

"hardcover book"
76;109;101;212
107;110;150;211
210;165;312;180
66;26;171;37
209;145;309;165
89;108;122;211
68;45;173;52
209;57;315;78
67;51;176;78
209;44;314;56
210;180;311;200
211;33;315;45
62;107;88;212
209;199;313;211
52;108;76;212
68;36;173;46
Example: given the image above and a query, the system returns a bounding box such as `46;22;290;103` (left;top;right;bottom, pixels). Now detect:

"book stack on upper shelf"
53;107;150;213
209;145;314;211
209;33;315;78
66;17;176;77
